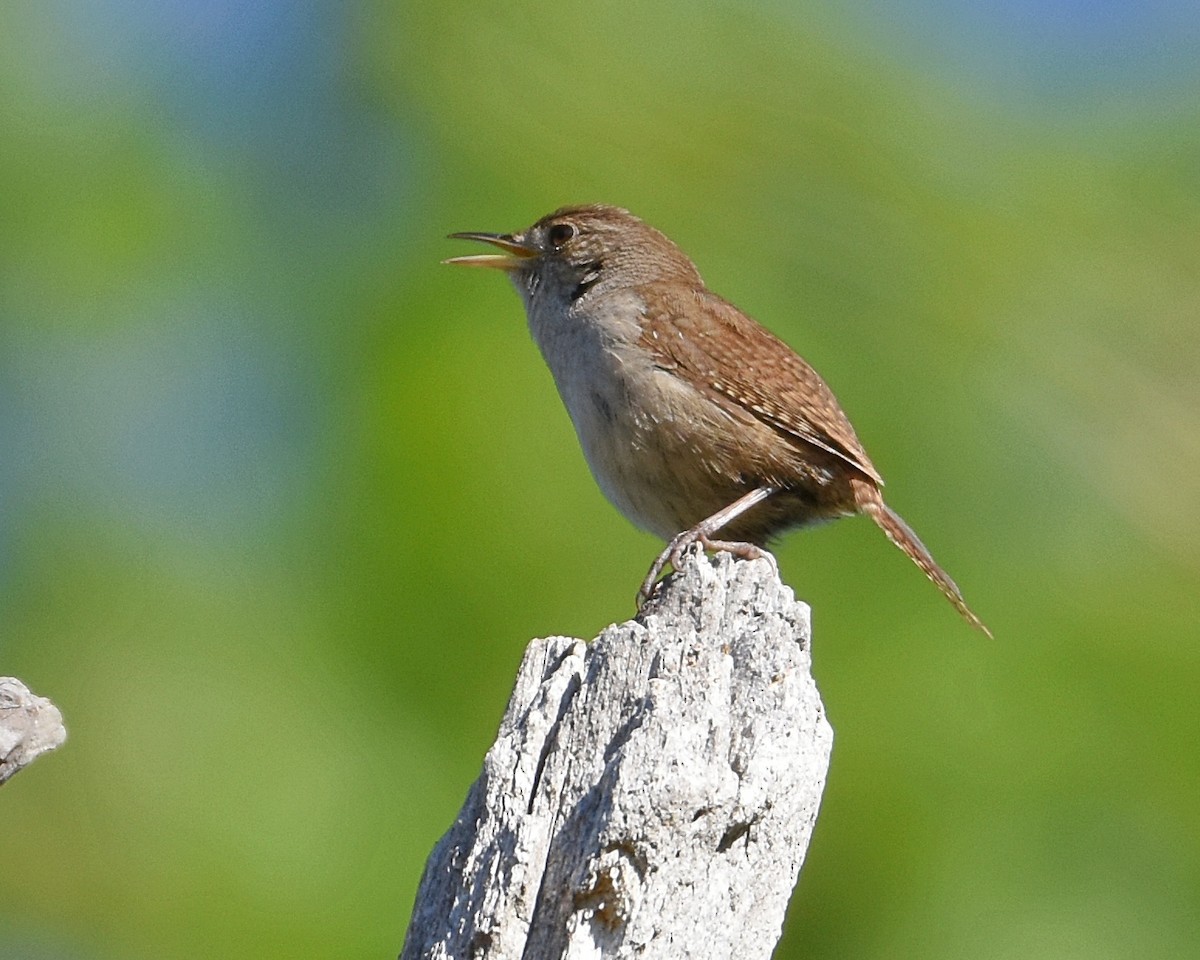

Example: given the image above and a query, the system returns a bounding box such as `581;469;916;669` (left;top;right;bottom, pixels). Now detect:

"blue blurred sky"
2;0;415;583
828;0;1200;107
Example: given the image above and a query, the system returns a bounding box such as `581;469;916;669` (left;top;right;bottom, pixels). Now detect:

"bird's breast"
526;294;735;538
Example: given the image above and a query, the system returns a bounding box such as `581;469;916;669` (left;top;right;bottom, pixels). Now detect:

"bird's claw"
636;532;775;609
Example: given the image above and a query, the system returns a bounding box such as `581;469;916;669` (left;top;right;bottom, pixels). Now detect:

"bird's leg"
637;486;778;607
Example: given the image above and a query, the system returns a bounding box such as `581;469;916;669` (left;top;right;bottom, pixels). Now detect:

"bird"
447;204;991;636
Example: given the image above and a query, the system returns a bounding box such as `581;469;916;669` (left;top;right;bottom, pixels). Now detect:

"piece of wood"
0;677;67;785
400;549;833;959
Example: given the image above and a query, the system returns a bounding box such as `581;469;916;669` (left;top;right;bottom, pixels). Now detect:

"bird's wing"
636;284;884;485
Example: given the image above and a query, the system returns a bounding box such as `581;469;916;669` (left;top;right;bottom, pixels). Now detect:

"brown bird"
447;204;991;636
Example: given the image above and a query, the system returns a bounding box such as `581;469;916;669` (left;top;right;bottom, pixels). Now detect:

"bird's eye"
547;223;576;248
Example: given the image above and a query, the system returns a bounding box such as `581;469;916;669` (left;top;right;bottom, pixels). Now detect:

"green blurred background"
2;1;1197;957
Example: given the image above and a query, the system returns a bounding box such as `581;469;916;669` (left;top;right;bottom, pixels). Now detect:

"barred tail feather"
857;489;993;638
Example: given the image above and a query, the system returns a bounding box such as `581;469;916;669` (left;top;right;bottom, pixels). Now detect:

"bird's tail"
856;483;993;638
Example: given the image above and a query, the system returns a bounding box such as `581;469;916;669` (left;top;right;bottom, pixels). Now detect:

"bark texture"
401;550;832;960
0;677;67;785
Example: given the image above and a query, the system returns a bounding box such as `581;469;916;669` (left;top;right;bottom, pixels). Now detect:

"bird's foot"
636;531;775;608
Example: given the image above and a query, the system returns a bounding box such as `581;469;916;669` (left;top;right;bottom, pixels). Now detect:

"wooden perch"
0;677;67;785
400;550;833;960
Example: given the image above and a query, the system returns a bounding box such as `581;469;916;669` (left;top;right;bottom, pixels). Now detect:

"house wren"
447;204;991;636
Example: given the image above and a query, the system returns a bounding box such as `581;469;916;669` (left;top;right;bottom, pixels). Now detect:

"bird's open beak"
444;232;538;271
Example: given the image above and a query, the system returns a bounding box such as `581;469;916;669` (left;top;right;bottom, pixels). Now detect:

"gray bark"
0;677;67;785
400;550;833;960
